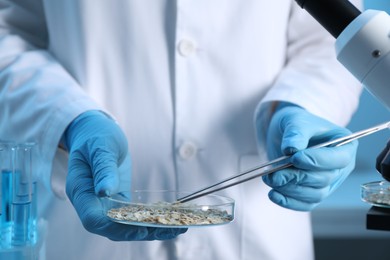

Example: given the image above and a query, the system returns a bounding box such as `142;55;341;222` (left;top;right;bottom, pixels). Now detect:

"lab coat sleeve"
0;1;101;191
256;1;364;141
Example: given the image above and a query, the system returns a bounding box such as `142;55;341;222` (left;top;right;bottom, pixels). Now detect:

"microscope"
295;0;390;231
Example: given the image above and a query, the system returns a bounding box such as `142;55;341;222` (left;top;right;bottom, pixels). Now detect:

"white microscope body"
336;10;390;110
295;0;390;110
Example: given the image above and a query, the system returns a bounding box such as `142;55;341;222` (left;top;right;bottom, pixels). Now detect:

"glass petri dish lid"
101;190;235;228
361;181;390;208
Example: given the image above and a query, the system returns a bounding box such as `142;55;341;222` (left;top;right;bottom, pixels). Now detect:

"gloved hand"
260;102;358;211
63;110;187;240
376;139;390;181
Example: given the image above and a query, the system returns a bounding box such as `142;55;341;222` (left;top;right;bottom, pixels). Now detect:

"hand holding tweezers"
177;121;390;203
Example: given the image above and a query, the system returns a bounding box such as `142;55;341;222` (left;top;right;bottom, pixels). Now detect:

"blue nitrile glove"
63;110;187;240
260;103;358;211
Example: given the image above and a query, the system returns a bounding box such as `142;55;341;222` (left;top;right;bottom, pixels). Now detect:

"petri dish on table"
101;190;235;228
361;181;390;208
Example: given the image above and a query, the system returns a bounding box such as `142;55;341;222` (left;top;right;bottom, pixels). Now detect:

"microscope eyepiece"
295;0;361;38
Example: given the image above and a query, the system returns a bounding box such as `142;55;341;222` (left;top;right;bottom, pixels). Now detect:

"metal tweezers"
176;121;390;203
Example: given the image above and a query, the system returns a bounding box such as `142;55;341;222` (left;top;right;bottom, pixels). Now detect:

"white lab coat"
0;1;362;259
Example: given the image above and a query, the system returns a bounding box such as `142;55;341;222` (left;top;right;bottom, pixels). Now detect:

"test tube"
27;144;38;245
11;143;35;247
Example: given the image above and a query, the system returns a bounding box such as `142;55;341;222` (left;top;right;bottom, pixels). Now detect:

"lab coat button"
178;142;197;159
178;40;196;57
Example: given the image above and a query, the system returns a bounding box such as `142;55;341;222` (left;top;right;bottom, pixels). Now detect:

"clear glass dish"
361;181;390;208
101;191;235;228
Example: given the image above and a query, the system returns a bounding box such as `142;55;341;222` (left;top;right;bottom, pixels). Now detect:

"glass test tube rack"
0;142;40;259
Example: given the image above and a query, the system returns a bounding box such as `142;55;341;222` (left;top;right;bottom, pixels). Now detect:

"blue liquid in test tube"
29;181;37;244
12;197;31;246
1;170;13;248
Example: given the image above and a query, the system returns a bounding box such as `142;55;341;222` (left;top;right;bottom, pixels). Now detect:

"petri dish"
101;190;235;228
361;181;390;208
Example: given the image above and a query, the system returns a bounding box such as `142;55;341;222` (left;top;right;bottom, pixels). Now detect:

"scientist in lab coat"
0;1;362;260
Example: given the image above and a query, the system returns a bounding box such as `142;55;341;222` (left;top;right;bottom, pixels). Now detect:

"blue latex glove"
261;103;358;211
63;110;187;240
